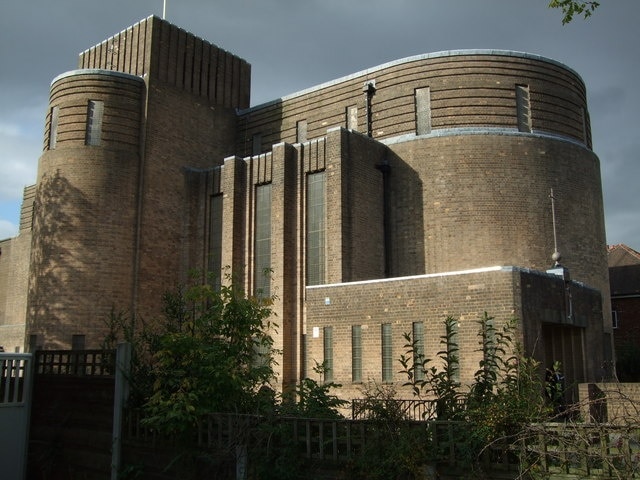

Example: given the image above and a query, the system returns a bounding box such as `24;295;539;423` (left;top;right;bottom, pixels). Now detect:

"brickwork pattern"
307;268;603;401
387;134;608;301
79;16;250;109
6;16;610;395
238;53;589;156
306;268;519;400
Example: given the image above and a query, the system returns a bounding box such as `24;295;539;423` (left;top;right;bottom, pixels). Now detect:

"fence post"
111;343;132;480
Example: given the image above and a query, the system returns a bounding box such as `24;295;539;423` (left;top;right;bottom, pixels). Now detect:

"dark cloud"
1;0;639;249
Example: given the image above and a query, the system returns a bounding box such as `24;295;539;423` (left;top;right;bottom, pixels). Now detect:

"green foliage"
352;383;410;423
347;384;429;480
280;362;348;418
548;0;600;24
399;315;463;420
142;273;278;434
397;314;554;475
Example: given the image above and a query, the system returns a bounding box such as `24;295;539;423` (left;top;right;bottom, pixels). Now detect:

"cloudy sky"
1;0;638;251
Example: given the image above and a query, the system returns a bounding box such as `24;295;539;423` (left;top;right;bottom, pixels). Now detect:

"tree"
144;275;278;433
548;0;600;24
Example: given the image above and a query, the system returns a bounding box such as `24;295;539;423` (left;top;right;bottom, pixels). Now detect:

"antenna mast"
163;0;167;19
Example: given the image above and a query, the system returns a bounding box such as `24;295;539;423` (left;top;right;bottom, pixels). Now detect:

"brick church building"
0;16;614;399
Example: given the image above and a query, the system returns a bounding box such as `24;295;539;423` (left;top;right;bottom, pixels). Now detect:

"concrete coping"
242;49;583;113
306;265;592;290
51;69;145;87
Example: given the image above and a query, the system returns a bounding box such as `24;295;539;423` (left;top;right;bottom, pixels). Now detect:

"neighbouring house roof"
608;245;640;296
608;244;640;268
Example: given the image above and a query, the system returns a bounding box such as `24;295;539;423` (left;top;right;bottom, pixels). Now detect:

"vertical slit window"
415;87;431;135
382;323;393;383
208;194;223;291
347;106;358;131
581;107;591;147
252;133;262;155
85;100;104;146
254;183;272;297
516;85;532;133
324;326;333;383
412;322;425;381
296;120;307;143
352;325;362;382
49;106;59;150
306;171;326;286
447;319;461;384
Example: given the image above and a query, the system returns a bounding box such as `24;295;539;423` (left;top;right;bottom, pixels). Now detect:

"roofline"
51;69;145;86
306;265;595;291
242;49;583;113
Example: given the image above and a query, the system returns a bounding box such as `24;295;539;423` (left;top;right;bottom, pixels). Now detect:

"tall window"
347;106;358;131
208;194;223;290
254;184;272;297
49;106;59;150
324;326;334;383
382;323;393;383
85;100;104;146
252;133;262;155
352;325;362;382
516;85;532;133
415;87;431;135
296;120;308;143
412;322;425;381
306;171;326;285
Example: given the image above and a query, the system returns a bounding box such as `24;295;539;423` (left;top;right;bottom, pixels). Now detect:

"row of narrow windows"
322;321;460;384
256;84;588;149
207;171;327;296
50;85;585;153
259;84;537;149
48;100;104;149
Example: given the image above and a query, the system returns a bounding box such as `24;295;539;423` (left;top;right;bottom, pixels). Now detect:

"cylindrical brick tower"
26;70;144;349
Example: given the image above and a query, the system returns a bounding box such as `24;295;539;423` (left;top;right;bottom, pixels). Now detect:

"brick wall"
79;15;250;109
305;267;519;400
27;71;144;349
238;52;589;156
306;267;604;401
0;187;34;352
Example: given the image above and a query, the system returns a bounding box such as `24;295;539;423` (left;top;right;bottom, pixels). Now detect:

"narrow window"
612;311;619;329
352;325;362;382
412;322;425;381
347;106;358;131
85;100;104;146
516;85;532;133
254;183;272;297
306;171;326;286
252;133;262;155
296;120;308;143
49;106;59;150
415;87;431;135
72;334;86;350
324;326;334;383
208;194;223;290
581;107;591;147
382;323;393;383
446;318;461;384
